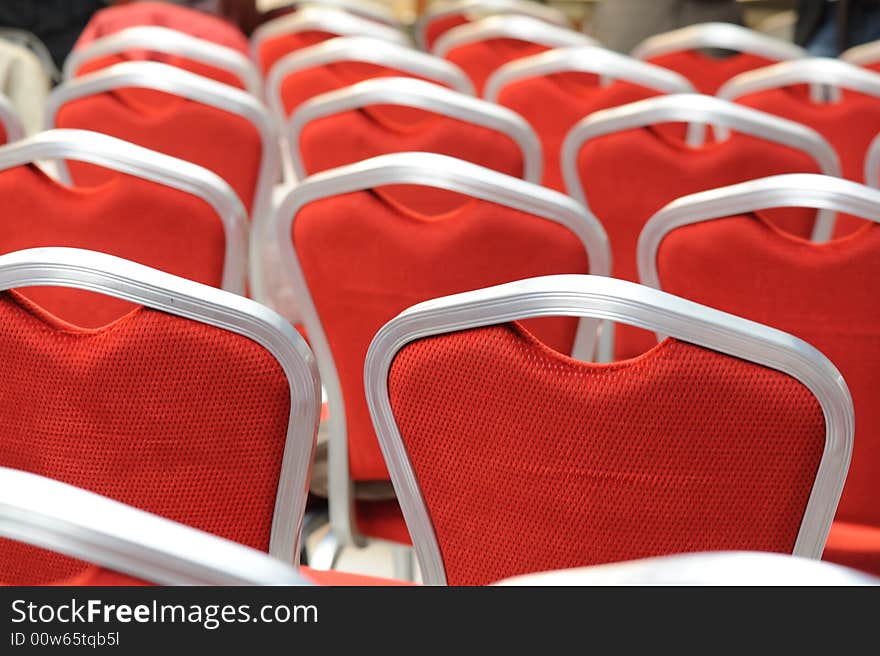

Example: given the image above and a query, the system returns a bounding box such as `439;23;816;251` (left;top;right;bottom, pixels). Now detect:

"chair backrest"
0;38;49;136
561;93;840;360
65;26;261;94
269;152;609;545
415;0;569;51
494;551;880;585
0;129;246;328
0;247;320;580
0;467;310;586
287;77;542;182
265;0;401;28
74;1;250;54
365;274;852;585
432;14;595;95
718;58;880;191
484;45;694;190
639;173;880;531
268;36;473;121
251;6;409;76
632;22;804;94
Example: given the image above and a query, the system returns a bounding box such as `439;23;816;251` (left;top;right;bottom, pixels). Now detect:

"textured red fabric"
0;292;291;585
387;326;825;586
298;108;525;179
293;188;590;482
302;566;414;585
355;499;412;544
735;86;880;235
646;50;778;94
55;90;262;214
444;38;552;95
257;30;338;75
279;61;454;118
656;216;880;529
424;14;470;51
0;164;225;328
823;521;880;576
0;561;152;586
75;53;246;90
74;1;249;54
497;75;671;190
576;126;826;359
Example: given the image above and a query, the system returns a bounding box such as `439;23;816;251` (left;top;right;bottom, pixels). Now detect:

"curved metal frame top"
842;39;880;69
432;14;595;58
0;128;248;294
286;76;543;182
42;60;280;302
864;131;880;186
631;21;805;62
270;151;611;547
63;26;262;96
267;35;475;122
717;57;880;106
364;273;853;585
0;467;311;586
493;551;880;586
415;0;570;50
0;27;61;82
250;5;410;66
561;93;842;242
0;94;24;143
0;246;321;564
274;0;401;28
483;44;695;102
638;173;880;295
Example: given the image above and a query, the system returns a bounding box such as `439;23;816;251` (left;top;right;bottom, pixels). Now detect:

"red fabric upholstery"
656;216;880;536
0;123;7;146
0;164;225;328
55;91;262;215
301;566;414;585
735;86;880;234
443;38;552;95
0;292;291;585
496;75;671;190
292;187;590;484
424;14;470;51
279;61;454;118
75;54;246;90
823;521;880;576
355;499;412;545
646;50;778;94
0;562;151;586
74;1;249;54
387;325;825;586
257;30;338;75
298;108;525;178
575;126;826;359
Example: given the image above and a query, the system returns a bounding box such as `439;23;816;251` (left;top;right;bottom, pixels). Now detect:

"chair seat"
355;498;412;545
823;520;880;576
301;566;413;586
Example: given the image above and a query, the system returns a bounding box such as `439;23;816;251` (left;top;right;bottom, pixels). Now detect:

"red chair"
251;5;409;77
0;129;246;328
638;173;880;576
286;77;542;182
263;0;401;29
415;0;570;51
632;22;804;94
75;1;249;54
266;152;610;567
842;39;880;74
0;467;405;586
0;247;320;579
432;14;594;95
43;61;277;300
561;93;840;360
485;45;694;191
364;274;852;585
65;26;261;94
718;58;880;190
0;94;23;145
267;35;473;122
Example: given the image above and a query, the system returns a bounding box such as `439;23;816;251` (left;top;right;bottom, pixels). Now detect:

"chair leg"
391;544;415;581
309;530;343;571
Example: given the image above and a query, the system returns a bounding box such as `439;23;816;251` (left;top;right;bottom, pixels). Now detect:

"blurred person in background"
796;0;880;55
588;0;744;53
